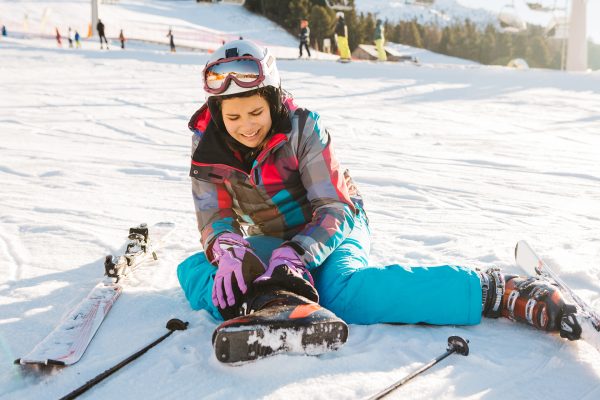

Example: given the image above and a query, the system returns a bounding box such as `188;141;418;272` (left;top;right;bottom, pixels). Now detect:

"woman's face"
221;94;272;149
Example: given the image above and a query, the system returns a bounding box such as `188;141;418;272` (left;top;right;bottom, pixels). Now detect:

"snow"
355;0;600;44
1;1;600;399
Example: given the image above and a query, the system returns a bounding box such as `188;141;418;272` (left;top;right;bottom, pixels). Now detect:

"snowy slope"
0;0;298;50
355;0;600;44
0;0;341;59
2;1;600;400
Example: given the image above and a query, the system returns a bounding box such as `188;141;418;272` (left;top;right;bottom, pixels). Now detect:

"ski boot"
212;289;348;364
480;268;582;339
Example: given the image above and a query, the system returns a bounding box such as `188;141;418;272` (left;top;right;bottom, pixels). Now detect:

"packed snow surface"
1;1;600;399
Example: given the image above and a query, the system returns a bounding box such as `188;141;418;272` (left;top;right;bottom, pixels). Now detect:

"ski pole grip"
447;336;469;356
166;318;189;331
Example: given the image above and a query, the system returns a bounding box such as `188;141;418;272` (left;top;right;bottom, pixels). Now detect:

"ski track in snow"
1;1;600;399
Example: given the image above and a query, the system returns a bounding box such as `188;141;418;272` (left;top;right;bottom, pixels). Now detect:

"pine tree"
495;31;514;64
529;35;551;68
588;40;600;70
286;0;312;32
479;24;496;64
310;5;334;51
344;3;361;51
390;22;403;44
422;25;442;51
514;32;531;62
438;26;455;55
362;12;376;44
408;20;423;48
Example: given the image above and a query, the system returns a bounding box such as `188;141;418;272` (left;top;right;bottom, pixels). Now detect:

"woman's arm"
192;178;242;255
290;111;357;269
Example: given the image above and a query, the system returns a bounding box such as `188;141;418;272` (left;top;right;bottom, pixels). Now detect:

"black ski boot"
480;268;582;339
212;289;348;364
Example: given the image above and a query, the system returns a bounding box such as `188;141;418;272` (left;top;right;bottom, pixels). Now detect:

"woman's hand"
210;233;265;310
254;245;319;303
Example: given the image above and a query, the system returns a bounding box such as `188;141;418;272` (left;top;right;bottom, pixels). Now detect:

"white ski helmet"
203;39;280;100
336;11;345;19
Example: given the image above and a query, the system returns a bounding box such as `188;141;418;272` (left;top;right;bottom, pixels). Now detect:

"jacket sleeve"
190;134;242;252
290;111;356;269
192;178;241;251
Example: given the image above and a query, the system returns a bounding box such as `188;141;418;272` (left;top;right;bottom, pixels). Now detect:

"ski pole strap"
367;336;469;400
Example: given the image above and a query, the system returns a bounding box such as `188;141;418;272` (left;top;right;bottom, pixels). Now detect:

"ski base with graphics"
515;240;600;352
15;222;175;367
213;291;348;364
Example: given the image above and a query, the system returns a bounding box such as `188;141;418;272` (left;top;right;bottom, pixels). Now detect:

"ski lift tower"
91;0;98;37
566;0;587;71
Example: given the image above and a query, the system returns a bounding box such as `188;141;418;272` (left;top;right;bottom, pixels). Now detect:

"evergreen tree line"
244;0;600;70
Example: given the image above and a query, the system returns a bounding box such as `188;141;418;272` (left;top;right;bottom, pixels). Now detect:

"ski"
515;240;600;351
15;222;175;367
213;292;348;364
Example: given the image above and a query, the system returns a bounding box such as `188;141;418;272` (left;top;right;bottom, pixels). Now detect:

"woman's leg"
314;212;482;325
177;236;284;320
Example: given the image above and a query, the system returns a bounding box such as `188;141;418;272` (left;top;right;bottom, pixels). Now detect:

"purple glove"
254;245;319;303
210;233;266;310
255;246;312;284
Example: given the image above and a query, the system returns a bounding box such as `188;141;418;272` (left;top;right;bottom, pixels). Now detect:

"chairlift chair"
215;0;246;4
543;0;569;39
324;0;352;11
498;1;527;32
545;14;569;39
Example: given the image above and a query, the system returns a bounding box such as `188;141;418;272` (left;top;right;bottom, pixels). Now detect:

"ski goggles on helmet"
203;56;266;95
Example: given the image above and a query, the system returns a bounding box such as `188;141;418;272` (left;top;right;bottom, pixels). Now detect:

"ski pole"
60;318;189;400
367;336;470;400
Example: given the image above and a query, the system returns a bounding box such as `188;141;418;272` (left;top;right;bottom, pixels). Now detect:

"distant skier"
74;30;81;48
373;19;387;62
55;27;62;47
119;29;126;49
67;27;74;48
1;25;7;37
299;19;311;58
178;40;585;363
167;28;176;52
97;19;109;49
334;12;351;62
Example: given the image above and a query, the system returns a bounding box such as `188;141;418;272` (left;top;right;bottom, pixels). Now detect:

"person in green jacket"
374;19;387;61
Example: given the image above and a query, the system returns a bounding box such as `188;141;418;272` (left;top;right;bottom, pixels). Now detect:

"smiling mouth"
241;130;259;138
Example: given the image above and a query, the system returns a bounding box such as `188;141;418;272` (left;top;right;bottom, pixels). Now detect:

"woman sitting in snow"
177;39;583;350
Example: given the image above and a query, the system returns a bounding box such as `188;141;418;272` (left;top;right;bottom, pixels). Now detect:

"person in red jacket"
55;27;62;47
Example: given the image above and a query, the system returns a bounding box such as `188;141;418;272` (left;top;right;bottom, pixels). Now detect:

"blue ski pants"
177;210;483;325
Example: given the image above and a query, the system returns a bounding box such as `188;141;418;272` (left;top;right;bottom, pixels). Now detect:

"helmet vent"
225;47;239;58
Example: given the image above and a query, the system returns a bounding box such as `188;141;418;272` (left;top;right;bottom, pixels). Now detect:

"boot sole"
214;319;348;364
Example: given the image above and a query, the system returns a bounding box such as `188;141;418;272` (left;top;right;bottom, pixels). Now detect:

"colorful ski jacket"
188;96;357;269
